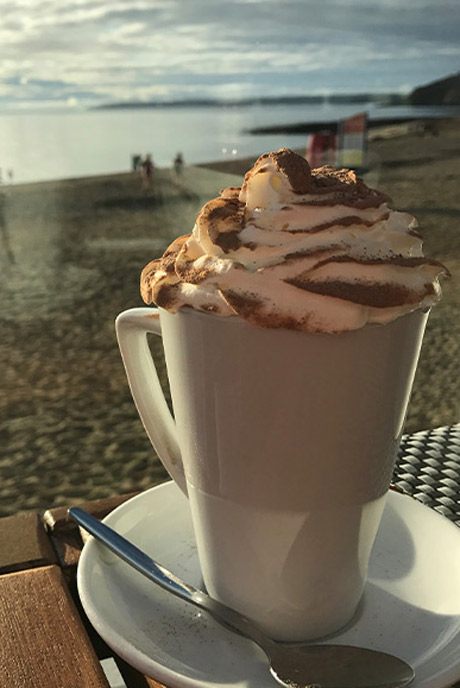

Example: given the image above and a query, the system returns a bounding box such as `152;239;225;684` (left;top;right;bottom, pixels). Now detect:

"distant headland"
409;72;460;106
91;92;408;111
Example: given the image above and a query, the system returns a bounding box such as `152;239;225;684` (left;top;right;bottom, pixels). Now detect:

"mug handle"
115;307;187;495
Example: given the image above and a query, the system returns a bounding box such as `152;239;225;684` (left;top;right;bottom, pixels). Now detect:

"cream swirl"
141;148;448;333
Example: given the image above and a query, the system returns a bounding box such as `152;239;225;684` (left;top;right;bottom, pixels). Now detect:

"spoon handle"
69;507;273;652
70;507;198;597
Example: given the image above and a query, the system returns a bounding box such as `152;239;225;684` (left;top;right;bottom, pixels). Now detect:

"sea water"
0;101;458;184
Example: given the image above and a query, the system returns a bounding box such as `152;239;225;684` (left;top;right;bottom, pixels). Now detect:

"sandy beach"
0;121;458;517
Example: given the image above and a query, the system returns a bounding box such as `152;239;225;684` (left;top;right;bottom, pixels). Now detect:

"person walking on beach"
131;154;142;172
172;152;184;184
141;154;154;191
0;191;15;264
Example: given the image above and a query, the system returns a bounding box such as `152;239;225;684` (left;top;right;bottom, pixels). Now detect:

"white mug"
116;306;428;641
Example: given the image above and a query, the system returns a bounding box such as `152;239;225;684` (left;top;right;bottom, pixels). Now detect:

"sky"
0;0;459;110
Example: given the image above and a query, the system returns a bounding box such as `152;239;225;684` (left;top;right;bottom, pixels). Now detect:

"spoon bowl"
70;506;414;688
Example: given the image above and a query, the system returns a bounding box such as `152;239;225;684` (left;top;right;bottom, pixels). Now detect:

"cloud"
0;0;459;108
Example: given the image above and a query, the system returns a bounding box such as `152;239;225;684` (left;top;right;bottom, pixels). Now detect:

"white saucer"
77;481;460;688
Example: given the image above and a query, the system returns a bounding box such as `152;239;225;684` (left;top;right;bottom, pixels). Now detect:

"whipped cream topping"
141;148;448;333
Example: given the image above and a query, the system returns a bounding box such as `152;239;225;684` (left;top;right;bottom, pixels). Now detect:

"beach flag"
336;112;368;170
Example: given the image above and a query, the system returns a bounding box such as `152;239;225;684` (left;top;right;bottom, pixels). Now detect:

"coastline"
0;119;458;516
245;113;460;136
245;115;423;136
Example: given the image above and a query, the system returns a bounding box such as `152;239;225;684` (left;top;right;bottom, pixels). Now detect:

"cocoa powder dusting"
285;213;390;234
315;254;449;272
282;245;343;264
285;277;422;308
198;197;245;249
215;230;242;252
270;148;312;193
309;170;390;208
152;282;180;309
198;197;244;230
220;288;264;315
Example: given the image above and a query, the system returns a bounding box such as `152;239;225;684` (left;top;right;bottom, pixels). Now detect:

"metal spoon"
70;506;414;688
